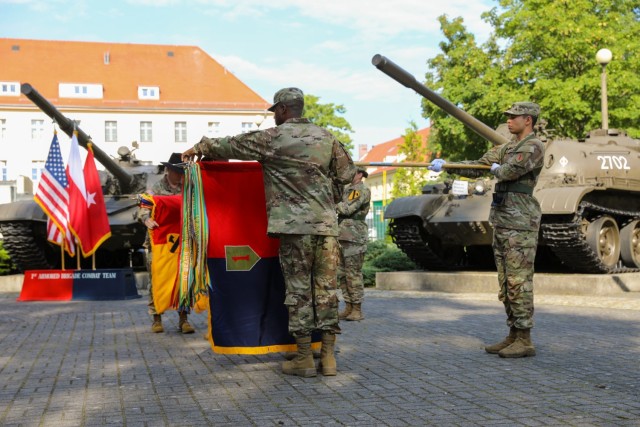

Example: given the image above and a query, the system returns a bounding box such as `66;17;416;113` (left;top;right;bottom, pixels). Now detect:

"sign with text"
18;269;140;301
451;180;469;196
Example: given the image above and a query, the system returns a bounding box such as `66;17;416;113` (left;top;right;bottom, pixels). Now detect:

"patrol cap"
267;87;304;111
357;167;369;178
161;152;185;173
503;102;540;117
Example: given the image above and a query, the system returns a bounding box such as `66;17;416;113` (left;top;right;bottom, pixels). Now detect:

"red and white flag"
67;131;92;256
81;143;111;256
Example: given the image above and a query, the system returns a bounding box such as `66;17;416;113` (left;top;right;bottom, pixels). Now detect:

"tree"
423;1;640;161
303;94;354;151
390;121;430;198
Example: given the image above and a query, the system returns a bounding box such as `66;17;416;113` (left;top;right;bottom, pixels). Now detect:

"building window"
31;119;44;141
138;86;160;100
174;122;187;143
0;119;6;140
0;82;19;96
31;160;45;181
207;122;220;136
0;161;7;181
241;122;253;133
59;83;103;99
105;121;117;142
140;121;153;143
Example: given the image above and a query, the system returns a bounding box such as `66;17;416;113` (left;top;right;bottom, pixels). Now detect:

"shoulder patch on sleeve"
515;146;535;154
348;189;361;201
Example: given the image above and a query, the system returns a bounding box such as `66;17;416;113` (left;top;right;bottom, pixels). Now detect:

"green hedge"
362;240;416;287
0;240;16;275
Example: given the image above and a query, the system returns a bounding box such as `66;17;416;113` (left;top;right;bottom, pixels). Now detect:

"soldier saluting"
429;102;544;358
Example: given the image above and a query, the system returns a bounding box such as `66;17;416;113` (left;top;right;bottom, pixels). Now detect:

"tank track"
391;201;640;274
541;201;640;274
389;218;462;271
0;222;54;271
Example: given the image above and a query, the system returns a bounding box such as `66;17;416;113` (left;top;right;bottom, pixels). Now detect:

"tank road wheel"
586;216;620;268
620;220;640;268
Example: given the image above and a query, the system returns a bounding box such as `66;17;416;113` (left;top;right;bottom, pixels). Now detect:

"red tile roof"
360;127;431;176
0;38;269;111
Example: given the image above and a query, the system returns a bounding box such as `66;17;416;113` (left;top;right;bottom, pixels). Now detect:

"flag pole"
60;245;65;270
92;253;96;270
354;161;491;170
76;238;81;270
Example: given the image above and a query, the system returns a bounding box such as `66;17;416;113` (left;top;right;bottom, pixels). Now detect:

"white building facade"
0;38;274;202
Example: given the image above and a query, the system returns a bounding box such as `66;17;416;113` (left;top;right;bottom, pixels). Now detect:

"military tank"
372;54;640;274
0;83;165;272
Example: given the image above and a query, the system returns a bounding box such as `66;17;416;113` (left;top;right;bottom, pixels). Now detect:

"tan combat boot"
282;336;316;377
179;312;195;334
318;332;337;376
346;303;364;321
151;314;164;333
499;328;536;358
338;302;353;320
283;347;320;360
484;326;517;354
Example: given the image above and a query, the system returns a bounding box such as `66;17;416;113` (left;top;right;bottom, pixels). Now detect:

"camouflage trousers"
493;226;537;330
279;234;341;337
338;242;365;304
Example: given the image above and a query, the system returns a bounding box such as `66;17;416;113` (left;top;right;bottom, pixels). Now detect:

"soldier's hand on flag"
182;147;201;162
144;218;159;229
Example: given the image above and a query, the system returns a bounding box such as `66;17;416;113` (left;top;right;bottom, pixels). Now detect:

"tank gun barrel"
371;54;509;147
20;83;135;193
355;161;490;170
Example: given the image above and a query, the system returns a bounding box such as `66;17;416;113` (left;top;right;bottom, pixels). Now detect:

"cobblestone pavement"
0;289;639;426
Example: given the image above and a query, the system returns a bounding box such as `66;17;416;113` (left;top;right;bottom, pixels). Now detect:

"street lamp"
254;113;266;129
596;48;612;130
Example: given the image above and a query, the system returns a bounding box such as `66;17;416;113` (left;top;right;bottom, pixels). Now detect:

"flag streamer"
175;163;210;309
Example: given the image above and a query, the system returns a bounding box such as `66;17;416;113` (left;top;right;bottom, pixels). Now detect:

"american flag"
34;132;75;256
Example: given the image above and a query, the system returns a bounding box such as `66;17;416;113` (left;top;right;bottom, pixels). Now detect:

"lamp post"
254;113;266;129
596;48;612;130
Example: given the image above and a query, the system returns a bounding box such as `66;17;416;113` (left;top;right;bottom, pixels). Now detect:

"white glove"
428;159;447;172
490;163;501;174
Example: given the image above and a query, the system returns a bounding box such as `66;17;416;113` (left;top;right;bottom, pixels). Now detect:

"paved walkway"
1;289;639;426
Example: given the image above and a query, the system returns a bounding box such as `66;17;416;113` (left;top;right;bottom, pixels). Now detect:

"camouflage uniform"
193;117;356;337
137;175;182;316
337;181;371;305
452;106;544;330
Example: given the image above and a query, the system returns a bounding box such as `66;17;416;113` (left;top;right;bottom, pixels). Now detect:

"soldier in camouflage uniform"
137;153;195;335
337;167;371;321
429;102;544;358
182;88;356;377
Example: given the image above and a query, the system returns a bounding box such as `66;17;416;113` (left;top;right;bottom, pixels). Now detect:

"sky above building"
1;0;495;157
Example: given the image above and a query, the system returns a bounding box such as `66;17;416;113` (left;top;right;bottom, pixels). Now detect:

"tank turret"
372;54;640;274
